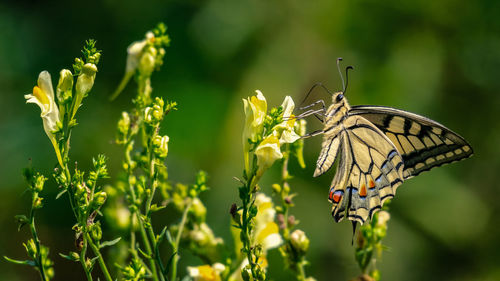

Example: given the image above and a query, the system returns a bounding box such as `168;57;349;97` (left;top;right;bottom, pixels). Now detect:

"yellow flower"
254;135;283;178
272;96;300;145
187;263;225;281
72;63;97;119
253;193;282;250
242;90;267;171
25;71;63;167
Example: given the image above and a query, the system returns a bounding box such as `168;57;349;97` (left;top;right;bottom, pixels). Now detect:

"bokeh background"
1;0;499;280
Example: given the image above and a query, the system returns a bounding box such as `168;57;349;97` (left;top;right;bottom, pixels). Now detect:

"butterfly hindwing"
320;115;404;224
349;106;473;179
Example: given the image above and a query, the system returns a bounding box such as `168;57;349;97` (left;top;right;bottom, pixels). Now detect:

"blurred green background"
1;0;499;280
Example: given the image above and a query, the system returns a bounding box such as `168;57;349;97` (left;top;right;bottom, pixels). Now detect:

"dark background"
1;0;499;280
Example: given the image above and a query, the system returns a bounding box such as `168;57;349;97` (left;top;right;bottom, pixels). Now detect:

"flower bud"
271;183;281;194
90;223;102;241
118;111;130;136
290;229;310;254
33;196;44;209
56;69;73;104
34;174;47;193
189;198;207;223
93;191;107;207
76;63;97;97
138;47;156;76
153;135;169;159
24;239;37;258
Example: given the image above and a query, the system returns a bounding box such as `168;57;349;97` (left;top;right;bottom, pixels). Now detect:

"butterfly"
298;61;473;225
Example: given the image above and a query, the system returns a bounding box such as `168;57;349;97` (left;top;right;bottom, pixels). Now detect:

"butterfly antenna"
336;57;345;92
299;82;334;107
344;66;354;95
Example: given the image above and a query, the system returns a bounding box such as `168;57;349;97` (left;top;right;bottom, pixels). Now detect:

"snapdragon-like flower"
153;135;169;158
254;135;283;179
253;193;283;250
25;71;63;166
271;96;300;145
242;90;267;171
188;263;225;281
110;32;155;101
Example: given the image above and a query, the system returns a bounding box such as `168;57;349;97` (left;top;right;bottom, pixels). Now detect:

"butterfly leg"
294;108;326;120
300;129;324;139
299;99;326;111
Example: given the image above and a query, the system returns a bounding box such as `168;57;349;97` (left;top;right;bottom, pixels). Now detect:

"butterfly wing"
317;115;405;224
349;106;473;179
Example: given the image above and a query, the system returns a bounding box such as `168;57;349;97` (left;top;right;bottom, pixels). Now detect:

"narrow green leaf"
4;256;36;266
99;237;121;249
55;189;67;199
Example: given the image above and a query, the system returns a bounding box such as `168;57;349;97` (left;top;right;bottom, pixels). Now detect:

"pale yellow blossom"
242;90;267;171
254;135;283;178
24;71;63;166
188;263;225;281
272;96;300;145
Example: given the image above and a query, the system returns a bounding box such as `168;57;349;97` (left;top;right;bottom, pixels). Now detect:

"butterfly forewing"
349;106;473;179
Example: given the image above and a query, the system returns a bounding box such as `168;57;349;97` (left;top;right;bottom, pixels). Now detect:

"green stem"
240;173;257;279
29;209;47;281
79;238;93;281
170;200;193;281
85;232;112;281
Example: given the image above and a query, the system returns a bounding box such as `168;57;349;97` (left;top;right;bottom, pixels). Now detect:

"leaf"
14;215;29;231
59;252;80;262
137;247;151;259
55;189;67;200
164;251;177;276
99;237;122;249
4;256;36;266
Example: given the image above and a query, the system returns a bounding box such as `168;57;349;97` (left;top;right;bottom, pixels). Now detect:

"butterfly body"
311;91;473;224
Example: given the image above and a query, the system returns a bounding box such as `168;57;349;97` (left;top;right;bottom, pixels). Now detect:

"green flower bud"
93;191;107;207
90;223;102;241
56;69;73;104
271;183;281;194
117;111;130;137
33;196;44;209
33;173;47;193
138;47;156;76
290;229;310;254
241;265;252;281
76;63;97;97
24;239;37;258
153;135;169;159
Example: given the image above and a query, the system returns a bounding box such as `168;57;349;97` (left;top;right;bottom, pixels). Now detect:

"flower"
25;71;63;166
126;31;154;74
271;96;300;145
376;211;390;227
242;90;267;171
72;63;97;119
153;135;169;158
253;193;282;250
187;263;226;281
254;135;283;178
290;229;310;254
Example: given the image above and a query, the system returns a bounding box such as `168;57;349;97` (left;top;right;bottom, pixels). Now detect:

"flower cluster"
4;167;54;280
354;209;391;281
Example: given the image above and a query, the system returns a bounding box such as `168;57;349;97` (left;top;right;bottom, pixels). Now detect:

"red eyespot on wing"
329;190;344;203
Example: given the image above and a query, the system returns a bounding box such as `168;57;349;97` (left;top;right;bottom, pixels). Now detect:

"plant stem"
29;210;47;281
85;232;112;281
170;199;193;281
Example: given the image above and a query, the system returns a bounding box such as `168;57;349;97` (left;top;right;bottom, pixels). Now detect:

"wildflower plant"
8;21;399;281
230;91;314;281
